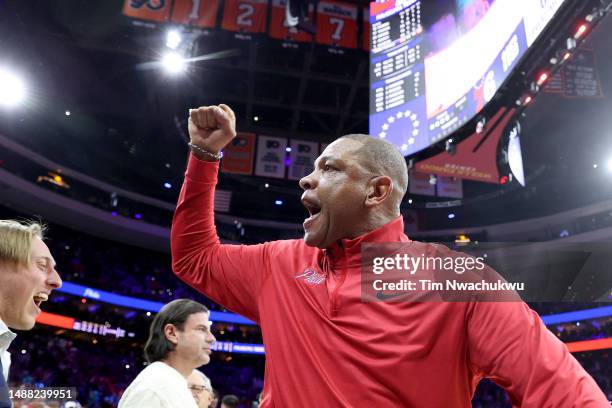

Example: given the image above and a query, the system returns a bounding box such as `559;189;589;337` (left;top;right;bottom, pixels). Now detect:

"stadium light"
161;52;186;74
606;157;612;172
0;67;26;108
574;24;587;39
166;30;182;49
536;72;548;86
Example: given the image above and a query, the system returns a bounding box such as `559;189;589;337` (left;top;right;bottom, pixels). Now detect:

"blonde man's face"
0;237;62;330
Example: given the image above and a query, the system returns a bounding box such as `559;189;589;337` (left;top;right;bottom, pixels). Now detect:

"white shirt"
0;318;16;382
118;361;198;408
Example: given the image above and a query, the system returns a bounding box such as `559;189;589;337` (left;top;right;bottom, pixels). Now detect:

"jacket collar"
323;216;409;267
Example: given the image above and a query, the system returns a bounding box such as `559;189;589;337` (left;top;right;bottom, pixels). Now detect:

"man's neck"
348;211;399;240
161;354;193;379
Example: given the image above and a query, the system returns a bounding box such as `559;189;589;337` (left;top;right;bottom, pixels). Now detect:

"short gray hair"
191;369;212;391
338;134;409;201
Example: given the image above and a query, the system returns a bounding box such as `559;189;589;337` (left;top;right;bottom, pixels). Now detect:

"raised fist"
188;104;237;154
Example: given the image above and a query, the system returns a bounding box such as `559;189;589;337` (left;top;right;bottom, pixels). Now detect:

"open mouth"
33;292;49;309
302;199;322;228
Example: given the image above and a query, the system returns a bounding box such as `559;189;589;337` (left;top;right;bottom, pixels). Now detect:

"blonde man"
0;220;62;407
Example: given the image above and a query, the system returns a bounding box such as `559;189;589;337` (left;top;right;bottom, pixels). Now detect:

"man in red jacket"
171;104;608;407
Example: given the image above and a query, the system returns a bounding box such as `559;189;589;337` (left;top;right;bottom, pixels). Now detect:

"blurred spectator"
188;369;214;408
119;299;215;408
221;394;239;408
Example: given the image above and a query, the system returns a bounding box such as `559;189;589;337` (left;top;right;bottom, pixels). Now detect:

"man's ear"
365;176;393;207
164;323;179;345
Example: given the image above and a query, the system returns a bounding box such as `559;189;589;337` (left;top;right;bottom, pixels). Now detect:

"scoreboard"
369;0;426;156
369;0;567;157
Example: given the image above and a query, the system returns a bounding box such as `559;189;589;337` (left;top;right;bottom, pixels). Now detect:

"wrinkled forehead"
318;139;364;163
189;373;207;386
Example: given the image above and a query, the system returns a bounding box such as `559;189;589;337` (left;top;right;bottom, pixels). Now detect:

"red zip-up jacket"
171;155;608;407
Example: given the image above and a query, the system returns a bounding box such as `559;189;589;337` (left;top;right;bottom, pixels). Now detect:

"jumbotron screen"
369;0;566;156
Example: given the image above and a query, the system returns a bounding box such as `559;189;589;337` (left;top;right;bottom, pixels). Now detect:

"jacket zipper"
329;242;348;317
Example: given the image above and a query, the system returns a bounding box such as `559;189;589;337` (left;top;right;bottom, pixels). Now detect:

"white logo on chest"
295;268;325;285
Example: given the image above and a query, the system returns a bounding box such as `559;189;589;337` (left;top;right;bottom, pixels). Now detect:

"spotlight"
408;199;413;204
448;213;455;219
65;110;71;116
134;213;142;219
536;72;548;86
0;68;26;108
286;147;292;152
275;200;283;206
429;175;437;185
574;24;587;39
163;182;172;189
253;116;259;122
166;30;182;49
563;52;572;61
523;96;532;105
264;183;269;188
475;117;486;134
445;139;456;156
161;52;186;74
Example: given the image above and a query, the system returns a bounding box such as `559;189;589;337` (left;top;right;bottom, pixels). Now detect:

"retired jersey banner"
316;1;358;49
436;176;463;199
171;0;220;28
221;133;255;175
123;0;171;22
255;135;288;178
222;0;268;33
269;0;314;43
288;140;318;180
408;171;435;196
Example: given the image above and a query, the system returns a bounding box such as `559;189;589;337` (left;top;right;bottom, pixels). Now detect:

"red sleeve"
171;154;274;323
467;301;609;407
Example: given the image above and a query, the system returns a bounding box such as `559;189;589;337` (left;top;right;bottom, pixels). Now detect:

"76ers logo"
130;0;165;10
295;268;325;285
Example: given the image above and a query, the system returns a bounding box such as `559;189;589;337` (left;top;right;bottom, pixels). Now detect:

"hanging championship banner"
362;7;370;51
316;1;358;49
408;171;435;196
269;0;314;43
288;140;318;180
214;190;232;213
563;48;603;98
171;0;220;28
222;0;268;33
221;133;256;175
436;176;463;199
255;135;288;178
123;0;171;22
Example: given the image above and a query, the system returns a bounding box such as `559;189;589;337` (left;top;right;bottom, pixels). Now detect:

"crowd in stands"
1;213;610;407
9;329;610;407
